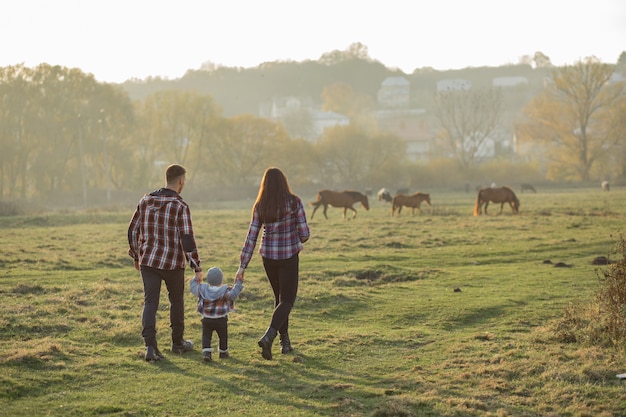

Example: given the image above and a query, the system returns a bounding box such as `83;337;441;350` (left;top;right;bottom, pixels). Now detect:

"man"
128;164;203;362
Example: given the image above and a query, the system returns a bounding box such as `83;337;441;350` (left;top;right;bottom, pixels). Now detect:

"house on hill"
375;108;431;161
375;76;431;160
260;96;349;141
492;76;528;87
377;76;410;108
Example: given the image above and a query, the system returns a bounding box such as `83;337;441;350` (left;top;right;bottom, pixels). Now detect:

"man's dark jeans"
141;266;185;347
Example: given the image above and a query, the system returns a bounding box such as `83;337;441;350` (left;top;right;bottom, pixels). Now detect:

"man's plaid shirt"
128;188;201;271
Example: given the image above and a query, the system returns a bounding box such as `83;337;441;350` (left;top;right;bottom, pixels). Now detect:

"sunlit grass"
1;187;625;416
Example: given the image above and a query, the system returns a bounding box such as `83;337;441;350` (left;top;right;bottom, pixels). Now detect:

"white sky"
2;0;625;83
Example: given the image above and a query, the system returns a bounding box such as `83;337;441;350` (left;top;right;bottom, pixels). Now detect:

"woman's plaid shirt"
240;196;310;269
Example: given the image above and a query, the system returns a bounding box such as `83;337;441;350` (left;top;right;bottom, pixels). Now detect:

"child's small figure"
190;266;244;361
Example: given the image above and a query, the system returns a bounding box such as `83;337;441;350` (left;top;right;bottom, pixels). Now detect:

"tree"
321;83;377;131
519;57;626;181
617;51;626;69
274;138;317;186
132;90;221;188
278;106;315;140
432;87;503;170
0;64;36;199
318;42;372;66
0;64;135;202
314;124;407;187
210;115;290;186
533;51;553;68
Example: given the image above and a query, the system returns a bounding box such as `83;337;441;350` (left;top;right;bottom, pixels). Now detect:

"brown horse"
473;186;520;216
310;190;369;219
391;192;431;216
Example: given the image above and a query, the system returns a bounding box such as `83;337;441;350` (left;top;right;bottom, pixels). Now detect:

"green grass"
1;188;625;416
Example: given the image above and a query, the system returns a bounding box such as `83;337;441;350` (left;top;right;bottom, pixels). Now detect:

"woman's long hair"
253;167;297;223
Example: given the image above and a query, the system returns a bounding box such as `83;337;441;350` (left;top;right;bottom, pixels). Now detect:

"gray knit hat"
206;267;224;286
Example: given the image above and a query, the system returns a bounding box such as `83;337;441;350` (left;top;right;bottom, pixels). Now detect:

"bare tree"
432;87;503;170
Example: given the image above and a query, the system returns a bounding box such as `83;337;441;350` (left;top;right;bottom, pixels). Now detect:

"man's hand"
134;259;140;271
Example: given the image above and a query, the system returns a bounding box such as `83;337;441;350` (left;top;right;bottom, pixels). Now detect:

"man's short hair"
166;164;186;184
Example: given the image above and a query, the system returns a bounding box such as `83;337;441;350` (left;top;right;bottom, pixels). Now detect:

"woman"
236;167;310;360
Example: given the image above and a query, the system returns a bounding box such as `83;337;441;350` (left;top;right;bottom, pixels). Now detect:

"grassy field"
1;187;625;416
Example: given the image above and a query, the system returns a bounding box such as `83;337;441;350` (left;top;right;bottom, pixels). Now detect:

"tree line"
1;51;625;208
0;63;408;207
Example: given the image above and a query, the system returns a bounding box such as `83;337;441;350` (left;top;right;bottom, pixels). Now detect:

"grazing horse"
310;190;370;219
474;186;520;216
391;192;431;216
377;188;392;202
520;183;536;193
602;181;610;191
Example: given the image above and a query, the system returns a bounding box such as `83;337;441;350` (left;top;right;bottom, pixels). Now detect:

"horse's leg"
323;204;329;219
484;201;489;215
311;204;318;219
499;202;505;214
342;207;347;220
350;206;357;218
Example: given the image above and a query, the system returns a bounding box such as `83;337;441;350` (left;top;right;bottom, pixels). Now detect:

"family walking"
128;164;310;362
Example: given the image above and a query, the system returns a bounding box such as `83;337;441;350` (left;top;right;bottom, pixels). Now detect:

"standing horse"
310;190;370;219
391;192;431;216
473;186;520;216
377;188;392;202
520;183;536;193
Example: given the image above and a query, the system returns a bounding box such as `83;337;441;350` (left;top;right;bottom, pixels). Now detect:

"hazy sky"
3;0;625;83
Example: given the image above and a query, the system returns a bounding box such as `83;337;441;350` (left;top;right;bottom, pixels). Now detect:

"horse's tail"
473;191;482;216
309;193;323;208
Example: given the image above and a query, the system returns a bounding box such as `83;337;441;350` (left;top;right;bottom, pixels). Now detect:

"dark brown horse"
474;186;520;216
310;190;369;219
391;192;431;216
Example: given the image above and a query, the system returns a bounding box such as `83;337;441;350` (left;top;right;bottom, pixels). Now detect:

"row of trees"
0;64;407;205
431;58;626;179
1;57;625;207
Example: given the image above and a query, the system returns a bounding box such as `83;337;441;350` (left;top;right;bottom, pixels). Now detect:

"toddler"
190;266;244;361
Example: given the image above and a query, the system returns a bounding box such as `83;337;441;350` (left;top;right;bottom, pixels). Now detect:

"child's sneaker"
202;350;212;362
171;339;193;354
219;349;230;359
